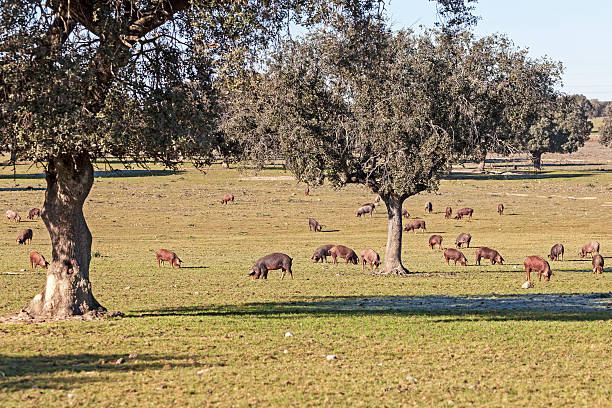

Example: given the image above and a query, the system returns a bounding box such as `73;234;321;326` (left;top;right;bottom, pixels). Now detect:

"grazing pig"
374;195;381;204
475;247;504;265
30;251;48;269
356;203;375;217
156;249;182;268
308;218;322;232
424;201;433;213
579;241;600;258
305;186;310;196
444;248;467;266
249;253;293;279
592;254;604;274
312;244;334;263
220;193;234;204
524;255;553;282
360;248;380;271
16;229;33;245
6;210;20;222
497;204;504;215
445;207;452;219
428;235;443;249
455;233;472;248
329;245;358;265
402;209;410;219
404;220;426;234
27;208;41;220
454;207;474;220
548;243;564;261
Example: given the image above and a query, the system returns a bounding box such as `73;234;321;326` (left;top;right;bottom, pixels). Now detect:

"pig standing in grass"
402;209;410;219
445;207;452;219
497;204;504;215
579;241;600;258
428;235;443;249
444;248;467;266
249;253;293;279
524;256;553;282
548;243;564;261
329;245;358;265
156;249;182;268
6;210;20;222
312;245;334;263
592;254;604;274
454;207;473;220
308;218;322;232
360;248;380;271
455;233;471;248
220;193;234;204
424;201;433;213
356;203;375;217
17;229;33;245
30;251;48;269
404;220;425;233
28;208;41;219
475;247;504;265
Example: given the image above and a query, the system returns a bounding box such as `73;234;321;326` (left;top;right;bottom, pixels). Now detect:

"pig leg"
288;268;293;279
280;268;286;279
525;267;531;282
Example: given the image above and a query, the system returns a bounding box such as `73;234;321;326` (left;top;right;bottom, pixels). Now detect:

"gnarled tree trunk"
530;151;542;170
24;153;104;318
378;194;409;276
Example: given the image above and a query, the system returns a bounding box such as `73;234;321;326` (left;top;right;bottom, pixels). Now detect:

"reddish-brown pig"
16;229;33;245
249;253;293;279
454;207;473;220
329;245;358;265
455;233;471;248
360;248;380;271
524;256;553;282
592;254;604;274
579;241;600;258
445;207;452;219
156;249;182;268
497;204;504;215
404;220;426;234
28;208;41;220
30;251;48;269
444;248;467;266
428;235;443;249
548;243;564;261
475;247;503;265
308;218;322;232
220;193;234;204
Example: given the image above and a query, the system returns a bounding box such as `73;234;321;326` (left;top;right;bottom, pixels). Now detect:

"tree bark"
24;153;104;318
378;194;409;276
531;151;542;170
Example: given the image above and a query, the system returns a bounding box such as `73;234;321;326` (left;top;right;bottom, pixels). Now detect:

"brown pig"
16;229;33;245
475;247;504;265
444;248;467;266
402;209;410;219
356;204;375;217
424;201;433;213
6;210;21;222
30;251;48;269
497;204;504;215
445;207;452;219
312;245;334;263
249;253;293;279
455;233;471;248
28;208;41;220
308;218;322;232
360;248;380;271
579;241;600;258
329;245;358;265
156;249;182;268
454;207;473;220
304;186;310;196
404;220;426;234
524;256;553;282
548;243;564;261
592;254;604;274
220;193;234;204
428;235;443;249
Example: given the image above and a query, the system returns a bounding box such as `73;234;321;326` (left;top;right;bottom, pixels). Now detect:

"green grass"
0;144;611;407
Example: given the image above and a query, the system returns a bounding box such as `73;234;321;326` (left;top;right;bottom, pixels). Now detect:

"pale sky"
387;0;612;100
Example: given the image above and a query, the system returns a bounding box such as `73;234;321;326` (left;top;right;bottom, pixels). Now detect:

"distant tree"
0;0;395;319
599;104;612;147
523;94;592;170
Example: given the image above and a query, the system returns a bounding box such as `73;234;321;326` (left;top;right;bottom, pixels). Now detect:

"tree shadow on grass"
0;187;46;192
0;353;196;391
0;169;182;180
444;172;595;181
131;293;611;322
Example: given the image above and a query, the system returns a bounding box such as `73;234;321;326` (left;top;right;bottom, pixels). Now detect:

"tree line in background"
0;0;598;316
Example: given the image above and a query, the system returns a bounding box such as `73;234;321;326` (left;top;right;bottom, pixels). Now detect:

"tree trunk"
24;153;104;318
378;194;409;276
531;151;542;170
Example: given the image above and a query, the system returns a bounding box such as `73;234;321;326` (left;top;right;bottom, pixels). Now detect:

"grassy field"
0;140;611;407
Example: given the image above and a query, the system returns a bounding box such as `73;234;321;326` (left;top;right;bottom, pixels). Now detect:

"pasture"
1;140;611;407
